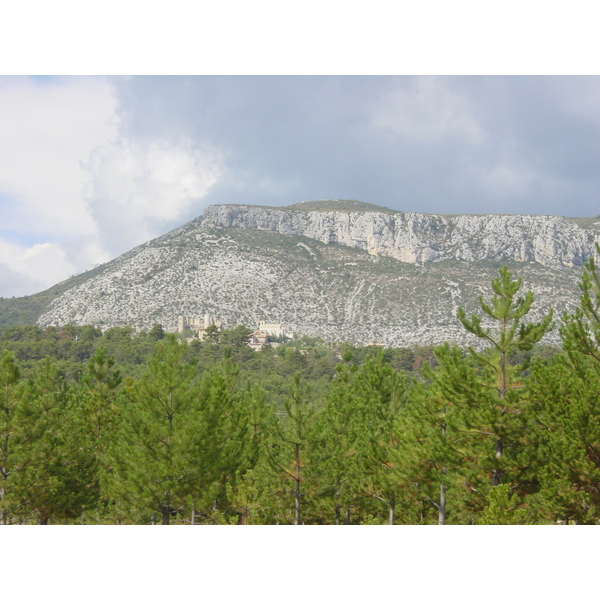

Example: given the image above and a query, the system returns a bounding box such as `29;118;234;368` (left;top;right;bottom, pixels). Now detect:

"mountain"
28;199;597;347
202;201;600;268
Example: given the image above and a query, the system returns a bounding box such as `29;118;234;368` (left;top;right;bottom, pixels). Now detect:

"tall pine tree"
423;267;553;520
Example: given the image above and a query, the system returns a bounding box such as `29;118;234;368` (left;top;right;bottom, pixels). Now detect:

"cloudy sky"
1;75;599;297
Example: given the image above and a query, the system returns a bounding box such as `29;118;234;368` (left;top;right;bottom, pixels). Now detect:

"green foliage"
203;324;221;344
457;266;554;364
284;199;398;214
2;261;600;524
105;336;202;523
561;243;600;364
0;352;96;523
22;358;98;522
478;484;531;525
397;379;471;524
523;249;600;524
420;267;554;523
0;350;25;523
221;325;253;348
525;356;600;523
352;352;410;524
267;373;317;524
148;323;166;341
311;352;361;524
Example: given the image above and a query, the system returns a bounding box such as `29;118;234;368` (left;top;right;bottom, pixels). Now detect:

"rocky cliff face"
36;200;594;347
202;203;600;268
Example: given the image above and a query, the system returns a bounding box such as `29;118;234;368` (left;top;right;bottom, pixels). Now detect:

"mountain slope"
34;200;591;347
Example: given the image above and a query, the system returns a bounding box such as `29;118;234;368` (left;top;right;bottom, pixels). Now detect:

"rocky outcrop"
36;200;593;347
201;204;600;268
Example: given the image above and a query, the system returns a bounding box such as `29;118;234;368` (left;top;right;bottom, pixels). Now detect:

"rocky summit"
36;200;599;347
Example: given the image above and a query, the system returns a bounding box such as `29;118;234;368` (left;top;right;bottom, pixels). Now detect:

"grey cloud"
110;76;600;218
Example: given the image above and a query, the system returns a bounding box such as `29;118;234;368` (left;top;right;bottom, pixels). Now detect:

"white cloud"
83;138;222;256
0;77;223;297
0;238;77;297
0;76;120;296
22;243;71;282
0;76;118;237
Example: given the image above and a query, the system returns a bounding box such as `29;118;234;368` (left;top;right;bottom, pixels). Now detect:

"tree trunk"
334;488;341;525
438;483;446;525
494;343;506;488
294;484;300;525
294;443;301;525
212;499;219;525
492;438;503;486
294;478;300;525
161;504;170;525
388;491;395;525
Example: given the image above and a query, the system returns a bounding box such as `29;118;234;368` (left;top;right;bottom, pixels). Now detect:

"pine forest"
2;250;600;525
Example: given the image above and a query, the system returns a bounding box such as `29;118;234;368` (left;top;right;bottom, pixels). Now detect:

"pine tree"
478;484;531;524
398;378;468;524
19;357;89;524
72;346;124;521
423;267;553;521
525;356;600;523
352;351;408;524
561;242;600;365
189;350;267;522
267;373;316;524
0;350;25;523
81;346;122;454
311;350;363;524
0;352;78;524
105;336;200;524
525;247;600;523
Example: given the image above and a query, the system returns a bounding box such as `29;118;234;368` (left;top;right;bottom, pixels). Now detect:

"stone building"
256;320;295;339
178;314;294;348
248;320;295;350
178;313;222;340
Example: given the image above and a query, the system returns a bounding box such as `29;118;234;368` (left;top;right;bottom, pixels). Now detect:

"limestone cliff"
202;202;600;268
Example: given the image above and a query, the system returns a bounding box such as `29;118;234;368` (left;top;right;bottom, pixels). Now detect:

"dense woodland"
1;253;600;525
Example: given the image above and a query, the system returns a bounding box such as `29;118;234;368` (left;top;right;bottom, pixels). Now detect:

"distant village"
178;314;295;350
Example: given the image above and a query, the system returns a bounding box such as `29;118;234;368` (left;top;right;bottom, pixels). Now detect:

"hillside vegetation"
0;261;113;328
285;198;399;213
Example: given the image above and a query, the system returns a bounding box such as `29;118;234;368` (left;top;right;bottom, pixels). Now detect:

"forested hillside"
1;255;598;524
